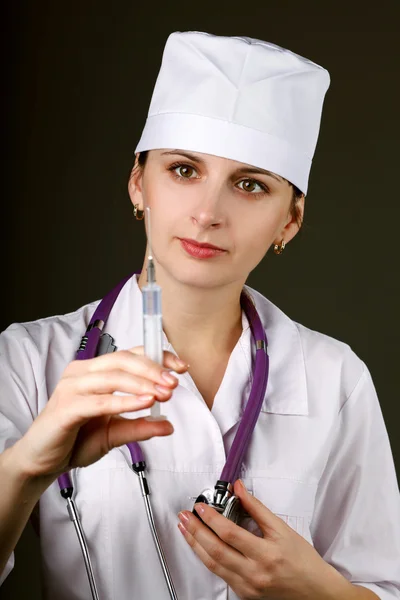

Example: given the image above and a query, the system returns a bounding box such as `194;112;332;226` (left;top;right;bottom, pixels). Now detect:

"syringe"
142;207;166;421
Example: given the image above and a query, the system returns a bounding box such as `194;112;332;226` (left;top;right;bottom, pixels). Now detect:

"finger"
178;509;245;573
109;415;174;443
234;479;285;540
129;348;189;373
65;370;177;401
66;349;188;382
60;392;158;426
177;515;240;583
71;415;174;467
107;415;174;447
191;502;263;561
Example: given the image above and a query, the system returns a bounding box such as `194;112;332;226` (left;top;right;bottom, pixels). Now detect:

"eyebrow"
160;150;284;183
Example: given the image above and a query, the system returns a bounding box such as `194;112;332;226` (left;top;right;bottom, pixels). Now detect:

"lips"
179;238;226;251
179;238;226;259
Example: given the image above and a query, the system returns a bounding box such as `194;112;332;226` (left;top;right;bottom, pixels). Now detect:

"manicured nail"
136;394;154;404
178;511;190;526
174;358;187;368
194;503;205;515
154;384;171;395
178;522;188;536
161;371;178;385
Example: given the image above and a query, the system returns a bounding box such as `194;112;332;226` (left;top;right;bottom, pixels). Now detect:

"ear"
275;194;305;246
128;153;144;210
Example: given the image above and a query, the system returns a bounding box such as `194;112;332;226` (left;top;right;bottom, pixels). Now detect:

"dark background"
2;2;399;598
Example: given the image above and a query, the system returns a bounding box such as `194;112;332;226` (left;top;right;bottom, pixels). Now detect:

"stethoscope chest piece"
193;482;246;525
222;494;243;523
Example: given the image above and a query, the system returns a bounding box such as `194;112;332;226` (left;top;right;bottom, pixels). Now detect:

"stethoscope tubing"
66;497;100;600
56;271;269;600
137;471;178;600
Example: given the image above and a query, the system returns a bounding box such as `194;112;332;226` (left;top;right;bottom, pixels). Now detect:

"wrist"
4;442;56;495
308;561;378;600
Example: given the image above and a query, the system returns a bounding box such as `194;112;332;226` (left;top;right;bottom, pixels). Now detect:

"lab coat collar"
247;286;308;416
104;274;308;426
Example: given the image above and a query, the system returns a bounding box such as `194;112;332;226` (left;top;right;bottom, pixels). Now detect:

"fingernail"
237;479;246;491
178;511;190;526
174;358;187;368
194;503;205;515
154;384;171;395
178;522;188;536
136;394;154;403
161;371;178;385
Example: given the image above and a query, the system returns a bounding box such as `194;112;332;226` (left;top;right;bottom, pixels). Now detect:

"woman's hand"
177;479;354;600
11;347;188;481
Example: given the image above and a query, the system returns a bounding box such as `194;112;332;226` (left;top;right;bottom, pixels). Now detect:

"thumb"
234;479;280;535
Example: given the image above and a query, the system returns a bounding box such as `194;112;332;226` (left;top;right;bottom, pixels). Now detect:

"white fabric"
135;31;331;195
1;274;400;599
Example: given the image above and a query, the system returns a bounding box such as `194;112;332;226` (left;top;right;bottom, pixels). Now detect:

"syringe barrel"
142;284;163;364
143;284;162;317
142;284;164;419
143;314;163;365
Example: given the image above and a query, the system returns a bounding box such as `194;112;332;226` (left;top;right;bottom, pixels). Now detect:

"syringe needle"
146;206;153;260
146;207;156;285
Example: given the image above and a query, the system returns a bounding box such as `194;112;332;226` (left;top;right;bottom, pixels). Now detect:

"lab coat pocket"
248;477;317;546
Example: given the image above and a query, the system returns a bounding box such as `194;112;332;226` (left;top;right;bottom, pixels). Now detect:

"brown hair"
134;151;303;230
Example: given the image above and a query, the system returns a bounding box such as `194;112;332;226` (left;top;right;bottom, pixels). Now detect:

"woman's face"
129;149;304;289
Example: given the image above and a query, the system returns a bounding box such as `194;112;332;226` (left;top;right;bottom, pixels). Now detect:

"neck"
137;255;244;360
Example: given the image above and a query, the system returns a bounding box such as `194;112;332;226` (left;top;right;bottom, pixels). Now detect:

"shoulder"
0;299;101;425
245;284;365;404
0;298;100;379
294;320;366;400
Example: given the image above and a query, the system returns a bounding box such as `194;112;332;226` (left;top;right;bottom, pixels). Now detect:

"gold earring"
273;239;286;255
133;204;144;220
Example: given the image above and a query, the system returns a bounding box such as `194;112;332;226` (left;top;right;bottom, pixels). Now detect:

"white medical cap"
135;31;331;195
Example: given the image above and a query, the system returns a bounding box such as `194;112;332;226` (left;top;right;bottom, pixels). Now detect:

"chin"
161;261;227;288
180;272;224;289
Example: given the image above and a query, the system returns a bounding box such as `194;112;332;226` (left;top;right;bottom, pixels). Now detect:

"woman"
1;31;399;600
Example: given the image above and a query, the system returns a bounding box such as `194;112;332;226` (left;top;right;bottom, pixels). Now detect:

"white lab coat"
1;274;399;600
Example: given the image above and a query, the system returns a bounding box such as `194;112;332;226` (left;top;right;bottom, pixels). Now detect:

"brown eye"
176;165;195;178
243;180;256;192
237;179;268;194
168;162;199;182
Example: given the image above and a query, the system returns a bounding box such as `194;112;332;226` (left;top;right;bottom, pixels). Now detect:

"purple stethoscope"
57;271;269;600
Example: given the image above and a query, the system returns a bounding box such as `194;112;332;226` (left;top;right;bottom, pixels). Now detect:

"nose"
191;189;226;229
